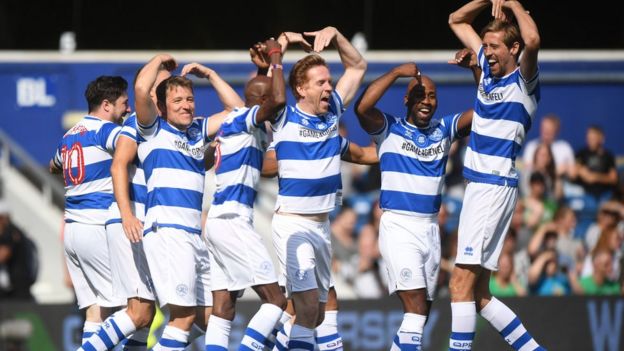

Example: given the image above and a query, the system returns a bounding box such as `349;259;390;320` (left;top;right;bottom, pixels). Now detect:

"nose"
324;82;333;92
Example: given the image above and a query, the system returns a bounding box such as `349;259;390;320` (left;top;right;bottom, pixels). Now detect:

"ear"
510;41;520;57
102;99;112;112
296;84;306;99
403;94;409;106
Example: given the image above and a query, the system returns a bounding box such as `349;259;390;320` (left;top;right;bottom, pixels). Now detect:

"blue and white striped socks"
82;321;101;345
80;311;136;351
480;297;545;351
288;325;315;351
449;302;476;351
205;315;231;351
239;303;283;351
315;311;343;351
152;325;189;351
271;312;292;351
391;313;426;351
123;327;149;350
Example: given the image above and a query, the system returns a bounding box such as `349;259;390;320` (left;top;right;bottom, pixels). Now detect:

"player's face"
482;31;518;77
164;85;195;130
298;65;333;115
111;93;131;123
405;77;437;127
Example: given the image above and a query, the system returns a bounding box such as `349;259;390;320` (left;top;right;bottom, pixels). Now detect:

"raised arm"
304;26;367;106
448;0;490;54
181;63;243;112
503;0;540;80
355;63;420;134
456;109;474;137
255;39;287;124
111;136;143;243
135;54;177;126
448;48;481;86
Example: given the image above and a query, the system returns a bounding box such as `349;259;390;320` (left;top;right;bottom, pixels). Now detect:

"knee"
126;302;155;329
211;302;235;321
267;293;287;311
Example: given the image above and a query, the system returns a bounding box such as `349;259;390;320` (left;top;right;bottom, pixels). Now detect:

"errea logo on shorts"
400;268;412;282
464;247;474;256
176;284;189;297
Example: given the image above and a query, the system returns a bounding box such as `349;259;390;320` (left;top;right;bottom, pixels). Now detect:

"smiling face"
297;65;333;115
404;75;437;127
482;30;519;77
109;93;131;123
163;85;195;129
156;76;195;130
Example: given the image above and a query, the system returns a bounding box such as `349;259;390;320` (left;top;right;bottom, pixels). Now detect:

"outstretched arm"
355;62;420;134
448;0;490;54
342;143;378;165
181;63;243;112
304;26;367;106
503;0;540;79
135;54;177;126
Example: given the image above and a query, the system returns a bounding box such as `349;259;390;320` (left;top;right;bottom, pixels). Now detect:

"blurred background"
0;1;623;350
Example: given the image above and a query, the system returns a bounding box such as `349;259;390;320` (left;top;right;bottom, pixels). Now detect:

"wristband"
267;48;282;57
272;64;283;70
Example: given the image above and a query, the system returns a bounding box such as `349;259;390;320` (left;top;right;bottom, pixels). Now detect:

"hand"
262;38;282;56
158;54;177;72
122;215;144;243
393;62;421;79
278;32;313;53
249;46;269;70
181;62;214;79
304;26;338;53
448;48;478;68
491;0;505;20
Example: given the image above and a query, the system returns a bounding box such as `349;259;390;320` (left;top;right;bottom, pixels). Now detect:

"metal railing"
0;128;64;209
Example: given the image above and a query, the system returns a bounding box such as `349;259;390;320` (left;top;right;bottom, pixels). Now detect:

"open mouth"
416;106;432;117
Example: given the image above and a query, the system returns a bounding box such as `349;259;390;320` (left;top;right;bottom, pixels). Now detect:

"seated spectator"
585;200;623;251
523;114;575;179
490;252;527;297
0;202;36;300
581;228;623;282
573;125;619;202
579;250;621;295
528;249;571;296
523;143;563;201
523;172;558;230
528;207;583;267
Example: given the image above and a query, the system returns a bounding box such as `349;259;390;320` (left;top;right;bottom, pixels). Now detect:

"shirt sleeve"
136;116;160;140
98;123;122;153
271;105;289;132
370;112;396;146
